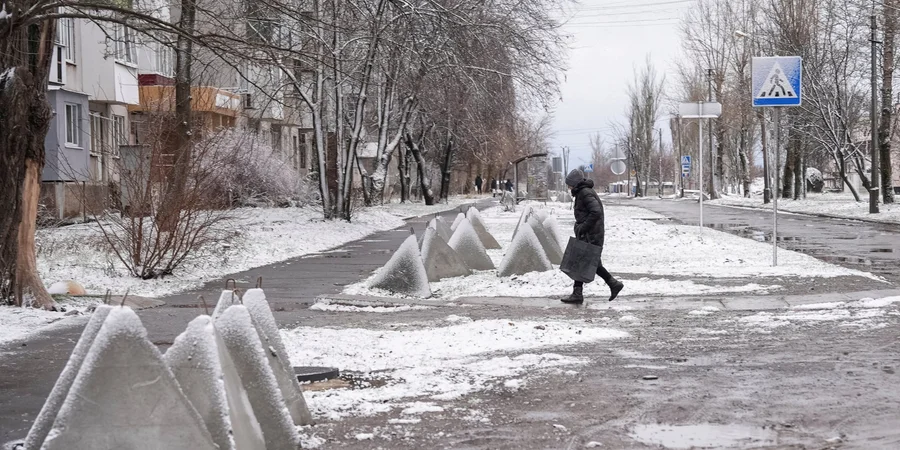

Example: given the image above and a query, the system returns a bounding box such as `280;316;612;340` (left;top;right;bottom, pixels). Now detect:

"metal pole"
773;107;781;266
698;101;704;230
760;110;771;204
870;13;881;213
707;68;715;197
678;116;685;197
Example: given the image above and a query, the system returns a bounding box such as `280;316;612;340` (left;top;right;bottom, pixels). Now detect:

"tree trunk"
882;0;897;204
832;149;861;201
398;146;409;203
440;133;453;202
406;132;435;205
0;20;57;308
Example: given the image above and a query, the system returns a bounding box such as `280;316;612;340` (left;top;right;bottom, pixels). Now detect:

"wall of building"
43;89;92;182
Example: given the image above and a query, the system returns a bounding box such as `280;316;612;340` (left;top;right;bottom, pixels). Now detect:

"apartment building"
42;6;315;218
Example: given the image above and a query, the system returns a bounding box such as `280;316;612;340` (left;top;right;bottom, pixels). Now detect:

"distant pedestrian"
490;179;498;197
475;175;483;195
505;179;513;192
561;169;624;304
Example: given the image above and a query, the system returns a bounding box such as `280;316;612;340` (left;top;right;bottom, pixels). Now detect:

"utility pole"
871;13;881;213
678;116;685;197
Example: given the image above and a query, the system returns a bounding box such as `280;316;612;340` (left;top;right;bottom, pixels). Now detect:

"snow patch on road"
281;318;627;419
310;301;432;313
0;299;101;346
738;296;900;332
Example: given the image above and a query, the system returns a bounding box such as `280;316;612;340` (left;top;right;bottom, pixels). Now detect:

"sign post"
678;102;722;231
752;56;802;267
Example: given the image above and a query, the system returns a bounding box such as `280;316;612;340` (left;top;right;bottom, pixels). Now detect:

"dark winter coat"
572;180;605;247
505;180;513;191
475;176;483;188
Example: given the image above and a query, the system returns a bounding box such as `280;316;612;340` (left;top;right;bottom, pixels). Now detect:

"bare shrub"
201;129;304;207
82;113;238;280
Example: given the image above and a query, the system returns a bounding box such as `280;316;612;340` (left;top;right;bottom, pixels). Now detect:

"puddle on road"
630;423;777;449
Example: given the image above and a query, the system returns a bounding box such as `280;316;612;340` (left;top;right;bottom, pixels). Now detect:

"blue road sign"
681;155;691;165
752;56;802;107
681;164;691;176
584;163;594;173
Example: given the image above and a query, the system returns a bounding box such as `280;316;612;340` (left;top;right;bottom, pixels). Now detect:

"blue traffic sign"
681;155;691;165
752;56;802;107
584;163;594;173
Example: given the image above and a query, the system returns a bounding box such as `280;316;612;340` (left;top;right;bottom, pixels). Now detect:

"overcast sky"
549;0;694;169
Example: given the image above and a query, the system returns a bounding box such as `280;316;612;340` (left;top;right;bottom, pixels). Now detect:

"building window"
299;133;307;169
113;24;136;64
156;41;174;76
90;113;105;155
57;18;76;62
112;114;127;154
65;103;82;146
49;45;66;84
271;125;282;152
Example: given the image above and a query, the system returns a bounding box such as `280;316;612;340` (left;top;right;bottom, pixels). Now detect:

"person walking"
505;179;513;192
562;169;624;304
490;179;498;197
475;175;483;195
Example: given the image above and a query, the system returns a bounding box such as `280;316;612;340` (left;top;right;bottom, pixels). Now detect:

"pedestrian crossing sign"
752;56;802;107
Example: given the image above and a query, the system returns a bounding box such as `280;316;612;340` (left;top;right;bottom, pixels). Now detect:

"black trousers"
573;262;614;288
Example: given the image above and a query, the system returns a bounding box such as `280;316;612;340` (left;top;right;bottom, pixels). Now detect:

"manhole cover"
294;366;340;383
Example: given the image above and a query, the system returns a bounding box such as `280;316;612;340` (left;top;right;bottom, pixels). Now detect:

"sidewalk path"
0;198;492;442
620;198;900;284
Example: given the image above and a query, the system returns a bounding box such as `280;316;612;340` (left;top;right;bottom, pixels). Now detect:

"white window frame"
49;44;66;84
90;113;104;156
113;23;137;65
57;18;76;62
65;103;82;147
155;41;174;76
112;114;127;154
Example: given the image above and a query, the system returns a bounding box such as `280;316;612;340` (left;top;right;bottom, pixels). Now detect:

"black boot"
561;286;584;304
608;279;624;302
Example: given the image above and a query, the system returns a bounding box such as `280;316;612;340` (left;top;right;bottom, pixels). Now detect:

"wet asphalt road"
616;198;900;284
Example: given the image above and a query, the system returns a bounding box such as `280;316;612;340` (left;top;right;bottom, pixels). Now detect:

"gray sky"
550;0;694;169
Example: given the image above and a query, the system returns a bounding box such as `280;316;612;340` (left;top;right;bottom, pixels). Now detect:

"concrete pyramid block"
24;306;113;450
528;215;564;265
243;288;313;426
532;208;550;223
212;289;241;320
41;307;217;450
421;226;471;281
369;235;432;297
434;216;454;242
450;212;466;231
498;223;552;277
542;215;568;250
448;219;495;271
512;206;533;240
466;207;501;249
216;305;301;450
164;316;266;450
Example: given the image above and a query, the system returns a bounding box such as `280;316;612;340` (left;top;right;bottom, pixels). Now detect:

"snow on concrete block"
434;216;454;242
242;288;313;426
215;306;301;450
528;216;564;265
466;208;501;249
211;289;241;320
368;235;432;297
24;306;112;450
532;208;550;223
164;316;266;450
421;227;471;282
41;307;217;450
450;212;466;231
448;220;495;271
498;223;552;277
542;215;568;250
47;280;86;296
512;206;533;240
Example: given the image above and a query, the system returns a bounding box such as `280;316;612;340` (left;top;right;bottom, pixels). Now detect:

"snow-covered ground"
710;191;900;224
36;200;476;299
345;204;876;300
0;298;101;346
0;200;474;346
282;316;628;420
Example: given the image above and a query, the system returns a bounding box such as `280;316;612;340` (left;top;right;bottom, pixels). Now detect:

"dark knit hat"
565;169;585;187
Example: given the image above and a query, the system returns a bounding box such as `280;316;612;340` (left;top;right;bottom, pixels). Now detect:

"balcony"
129;85;241;117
